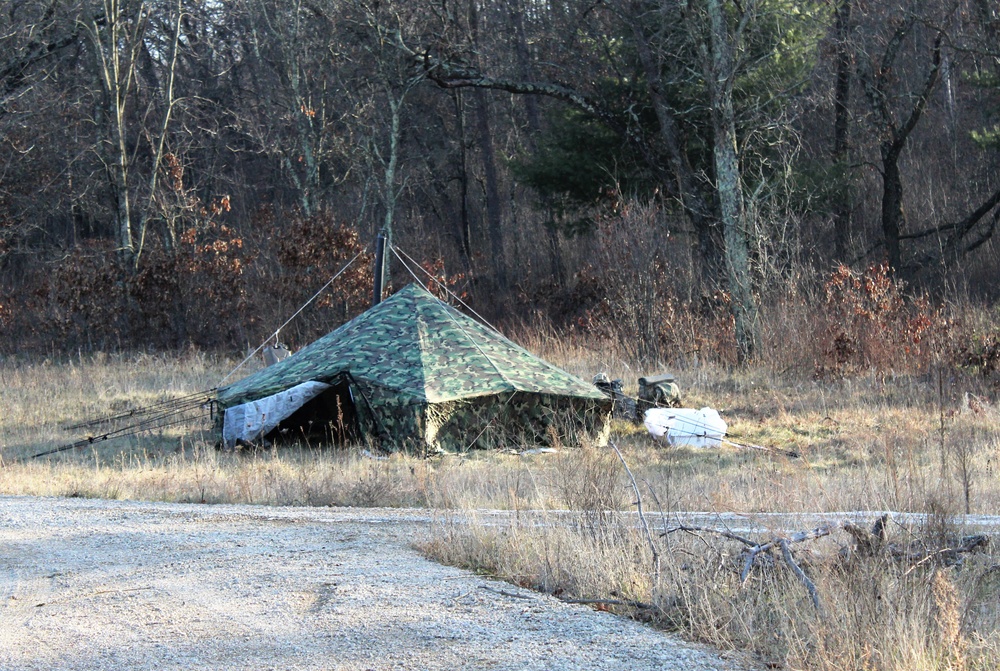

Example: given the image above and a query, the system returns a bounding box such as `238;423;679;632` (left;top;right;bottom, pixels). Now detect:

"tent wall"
362;391;611;453
353;381;424;448
426;393;611;452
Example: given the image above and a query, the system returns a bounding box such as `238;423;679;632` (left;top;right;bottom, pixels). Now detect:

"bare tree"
831;0;854;262
86;0;150;266
702;0;763;360
856;7;945;273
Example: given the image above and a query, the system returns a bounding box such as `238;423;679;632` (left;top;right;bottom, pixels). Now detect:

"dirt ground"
0;496;752;671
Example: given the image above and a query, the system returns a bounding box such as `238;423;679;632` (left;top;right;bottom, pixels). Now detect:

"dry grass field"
1;341;999;670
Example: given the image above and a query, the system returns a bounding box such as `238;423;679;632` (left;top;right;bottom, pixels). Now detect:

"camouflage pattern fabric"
420;393;609;452
218;284;611;451
638;380;681;409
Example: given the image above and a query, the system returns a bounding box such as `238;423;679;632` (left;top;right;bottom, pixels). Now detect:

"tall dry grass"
420;445;1000;671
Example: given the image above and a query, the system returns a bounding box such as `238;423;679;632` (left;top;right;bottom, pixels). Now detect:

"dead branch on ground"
662;515;992;615
664;522;833;612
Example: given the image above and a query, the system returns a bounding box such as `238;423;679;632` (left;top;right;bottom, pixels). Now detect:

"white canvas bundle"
643;407;727;448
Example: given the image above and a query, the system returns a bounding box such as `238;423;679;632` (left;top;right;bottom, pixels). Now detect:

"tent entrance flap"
272;378;362;445
222;380;332;446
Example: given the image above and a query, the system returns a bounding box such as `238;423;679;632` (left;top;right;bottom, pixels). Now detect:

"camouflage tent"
217;284;611;452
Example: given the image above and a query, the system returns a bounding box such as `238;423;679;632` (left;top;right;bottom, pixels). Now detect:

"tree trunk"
859;23;942;274
472;88;507;289
832;0;852;262
91;3;143;270
381;88;402;284
468;0;506;288
706;0;760;363
139;0;183;261
881;143;905;272
511;0;564;285
452;90;473;267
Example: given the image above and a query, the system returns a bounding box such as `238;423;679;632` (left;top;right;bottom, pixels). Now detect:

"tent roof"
217;283;606;407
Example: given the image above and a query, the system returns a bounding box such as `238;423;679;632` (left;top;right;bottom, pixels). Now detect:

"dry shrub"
932;569;966;670
347;458;399;507
533;201;738;366
36;240;130;346
421;514;655;605
815;263;948;378
747;262;1000;387
0;210;371;353
268;212;373;344
550;443;624;513
953;330;1000;387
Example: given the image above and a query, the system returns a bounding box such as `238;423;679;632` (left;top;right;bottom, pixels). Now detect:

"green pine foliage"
969;69;1000;149
511;106;656;234
512;0;832;232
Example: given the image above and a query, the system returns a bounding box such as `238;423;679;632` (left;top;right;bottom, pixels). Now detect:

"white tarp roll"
222;380;332;447
643;407;727;448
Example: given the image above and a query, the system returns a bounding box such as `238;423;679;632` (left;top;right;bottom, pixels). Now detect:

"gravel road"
0;496;753;671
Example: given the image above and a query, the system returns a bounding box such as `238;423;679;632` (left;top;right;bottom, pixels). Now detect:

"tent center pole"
372;232;387;306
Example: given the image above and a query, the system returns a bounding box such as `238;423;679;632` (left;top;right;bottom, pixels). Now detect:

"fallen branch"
844;514;988;566
662;524;756;548
741;541;775;585
894;534;990;571
560;597;656;610
668;523;832;612
479;585;533;600
740;526;832;588
779;539;823;614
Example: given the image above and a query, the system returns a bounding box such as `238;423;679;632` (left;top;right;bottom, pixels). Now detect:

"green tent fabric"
217;283;611;451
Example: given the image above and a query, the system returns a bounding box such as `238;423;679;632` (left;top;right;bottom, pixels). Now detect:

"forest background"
2;0;1000;371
